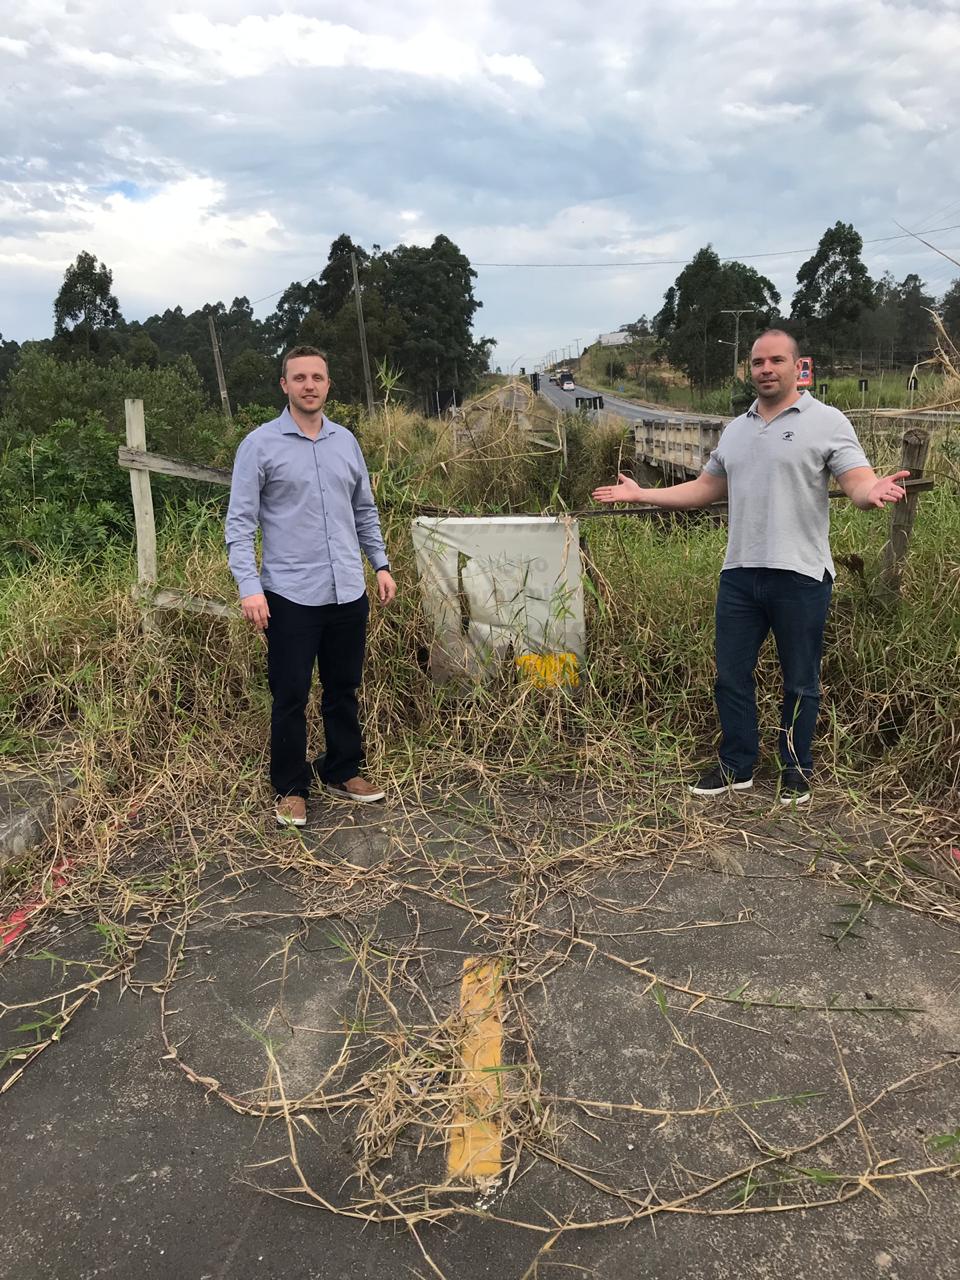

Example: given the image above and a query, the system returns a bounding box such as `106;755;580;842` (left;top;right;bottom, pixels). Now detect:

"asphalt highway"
538;374;723;423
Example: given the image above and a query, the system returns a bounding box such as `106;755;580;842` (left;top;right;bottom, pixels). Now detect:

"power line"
471;223;960;268
244;223;960;311
249;265;329;308
913;194;960;235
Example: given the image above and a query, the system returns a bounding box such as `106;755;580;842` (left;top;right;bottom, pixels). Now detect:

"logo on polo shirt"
781;430;795;440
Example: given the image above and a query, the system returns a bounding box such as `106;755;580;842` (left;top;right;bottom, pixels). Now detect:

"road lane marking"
447;958;503;1181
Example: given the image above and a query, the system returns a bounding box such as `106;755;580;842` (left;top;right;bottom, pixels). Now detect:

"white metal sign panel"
410;516;585;681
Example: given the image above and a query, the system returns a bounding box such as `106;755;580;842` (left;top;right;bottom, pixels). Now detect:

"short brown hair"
282;344;330;379
752;329;800;361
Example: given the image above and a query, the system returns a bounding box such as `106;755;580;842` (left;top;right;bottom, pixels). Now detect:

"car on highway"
548;373;558;384
559;373;575;391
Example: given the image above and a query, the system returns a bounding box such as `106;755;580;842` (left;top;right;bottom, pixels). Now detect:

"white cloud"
460;202;683;269
164;12;543;87
52;42;200;82
0;36;29;56
0;177;281;315
863;91;936;133
484;53;544;88
721;101;812;124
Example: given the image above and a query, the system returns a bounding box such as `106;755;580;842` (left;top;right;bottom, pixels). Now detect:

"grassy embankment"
576;341;953;415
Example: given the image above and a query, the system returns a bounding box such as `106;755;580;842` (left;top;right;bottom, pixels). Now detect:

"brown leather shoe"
275;795;307;826
325;776;386;803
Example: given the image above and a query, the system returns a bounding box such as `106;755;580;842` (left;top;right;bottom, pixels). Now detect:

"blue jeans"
714;568;833;777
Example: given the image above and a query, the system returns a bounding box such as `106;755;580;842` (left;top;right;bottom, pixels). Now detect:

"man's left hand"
376;569;397;604
865;470;910;508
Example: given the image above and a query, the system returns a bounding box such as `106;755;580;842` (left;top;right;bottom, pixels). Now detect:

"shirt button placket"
314;443;335;599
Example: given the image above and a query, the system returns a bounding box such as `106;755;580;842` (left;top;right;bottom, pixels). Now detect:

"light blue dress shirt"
225;407;388;606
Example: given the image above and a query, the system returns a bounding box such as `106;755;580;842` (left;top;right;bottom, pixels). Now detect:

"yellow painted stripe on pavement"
447;958;503;1181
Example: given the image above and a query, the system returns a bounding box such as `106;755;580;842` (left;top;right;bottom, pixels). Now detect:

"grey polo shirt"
702;392;870;581
225;408;388;606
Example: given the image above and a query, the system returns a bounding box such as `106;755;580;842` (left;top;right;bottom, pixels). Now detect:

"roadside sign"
818;383;828;397
907;375;919;392
797;356;814;388
858;378;869;392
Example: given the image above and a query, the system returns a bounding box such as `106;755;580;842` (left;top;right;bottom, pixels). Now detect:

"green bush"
0;351;250;558
0;348;219;461
0;414;133;557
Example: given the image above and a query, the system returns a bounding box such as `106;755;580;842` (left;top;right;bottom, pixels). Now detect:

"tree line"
0;232;495;559
0;233;494;414
649;221;960;389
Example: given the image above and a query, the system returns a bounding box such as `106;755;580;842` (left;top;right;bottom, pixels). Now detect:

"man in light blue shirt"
226;345;396;826
593;330;908;805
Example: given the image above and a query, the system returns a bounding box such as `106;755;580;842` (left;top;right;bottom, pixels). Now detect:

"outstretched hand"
866;470;910;509
591;473;645;504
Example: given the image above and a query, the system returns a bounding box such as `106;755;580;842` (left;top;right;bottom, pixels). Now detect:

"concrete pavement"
2;786;959;1279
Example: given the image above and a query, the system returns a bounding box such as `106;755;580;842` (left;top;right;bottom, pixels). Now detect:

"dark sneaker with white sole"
689;765;754;796
778;769;811;805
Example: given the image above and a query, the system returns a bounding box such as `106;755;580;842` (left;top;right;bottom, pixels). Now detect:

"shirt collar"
745;390;811;420
277;405;336;438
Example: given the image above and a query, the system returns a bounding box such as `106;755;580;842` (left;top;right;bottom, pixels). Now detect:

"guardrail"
634;416;726;481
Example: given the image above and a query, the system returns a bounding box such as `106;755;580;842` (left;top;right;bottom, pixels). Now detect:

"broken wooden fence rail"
119;398;234;632
117;446;231;488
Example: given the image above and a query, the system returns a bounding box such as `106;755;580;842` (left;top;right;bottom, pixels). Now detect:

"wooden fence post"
879;427;931;597
124;398;158;632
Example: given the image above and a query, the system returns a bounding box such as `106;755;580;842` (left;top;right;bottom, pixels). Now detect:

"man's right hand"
240;593;270;631
592;473;646;504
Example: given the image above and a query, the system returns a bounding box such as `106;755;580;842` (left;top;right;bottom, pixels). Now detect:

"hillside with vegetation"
571;221;960;415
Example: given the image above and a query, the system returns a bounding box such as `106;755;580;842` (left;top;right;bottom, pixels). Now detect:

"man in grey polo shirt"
226;344;397;827
592;329;908;804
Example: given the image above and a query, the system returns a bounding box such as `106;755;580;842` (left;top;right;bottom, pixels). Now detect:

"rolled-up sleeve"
225;436;265;597
350;439;388;570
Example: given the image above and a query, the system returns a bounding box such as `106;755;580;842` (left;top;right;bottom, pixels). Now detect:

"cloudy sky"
2;0;959;368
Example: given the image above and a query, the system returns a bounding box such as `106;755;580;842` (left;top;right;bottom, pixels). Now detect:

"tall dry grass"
1;399;957;829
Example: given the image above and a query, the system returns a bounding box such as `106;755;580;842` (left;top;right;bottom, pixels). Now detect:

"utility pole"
207;314;232;421
720;308;755;382
350;251;376;416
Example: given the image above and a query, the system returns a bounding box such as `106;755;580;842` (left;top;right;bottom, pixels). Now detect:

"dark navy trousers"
265;591;369;798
